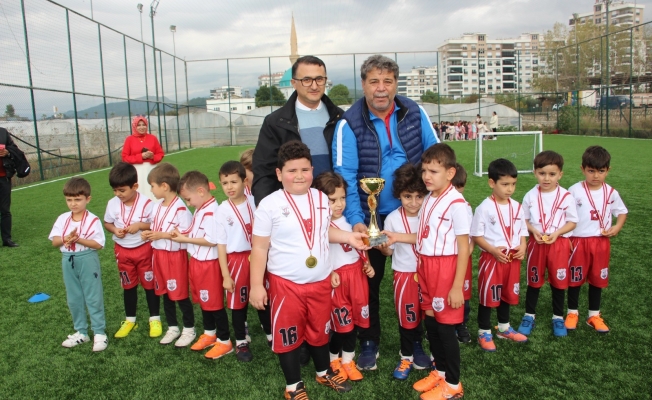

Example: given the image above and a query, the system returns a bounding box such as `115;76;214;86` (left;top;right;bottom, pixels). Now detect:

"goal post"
473;131;543;177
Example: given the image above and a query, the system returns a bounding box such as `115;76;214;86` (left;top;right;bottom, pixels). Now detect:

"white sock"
552;315;563;320
236;339;247;346
588;310;600;318
182;327;195;334
342;351;355;364
217;339;231;345
126;316;136;323
438;370;446;379
447;382;460;390
316;370;327;377
478;329;492;336
497;323;510;332
286;382;300;392
525;313;535;319
567;309;578;315
168;326;180;333
329;352;339;362
266;333;273;342
204;329;216;336
149;316;161;322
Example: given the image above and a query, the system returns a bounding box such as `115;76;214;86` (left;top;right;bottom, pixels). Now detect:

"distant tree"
4;104;16;117
94;111;98;118
420;90;456;104
463;94;479;104
329;84;350;106
166;109;178;116
41;114;47;120
110;112;115;118
255;85;286;108
84;113;89;119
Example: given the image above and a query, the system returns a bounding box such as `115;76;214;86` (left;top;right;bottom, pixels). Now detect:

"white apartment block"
569;1;644;31
438;33;545;97
398;66;438;101
210;86;250;100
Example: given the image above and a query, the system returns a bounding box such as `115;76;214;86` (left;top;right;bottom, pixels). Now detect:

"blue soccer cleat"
357;341;378;370
517;315;536;336
552;319;568;337
393;359;413;380
413;341;431;370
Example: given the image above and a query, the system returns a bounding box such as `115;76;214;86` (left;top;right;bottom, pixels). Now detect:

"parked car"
597;95;631;109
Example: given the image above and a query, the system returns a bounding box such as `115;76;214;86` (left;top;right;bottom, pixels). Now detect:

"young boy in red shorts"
471;159;528;352
249;141;368;400
517;151;578;338
313;171;374;383
171;170;233;359
141;163;195;347
104;162;161;338
386;143;470;400
451;163;472;345
565;146;627;333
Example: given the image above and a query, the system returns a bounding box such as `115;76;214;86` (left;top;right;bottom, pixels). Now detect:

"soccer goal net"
473;131;543;177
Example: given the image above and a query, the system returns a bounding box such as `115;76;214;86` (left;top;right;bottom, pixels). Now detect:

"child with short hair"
249;140;367;399
104;162;161;339
565;146;627;333
313;171;374;383
169;170;234;359
239;148;254;197
49;177;108;352
379;163;431;380
141;162;195;347
214;160;267;362
451;163;472;344
518;151;578;338
471;159;528;352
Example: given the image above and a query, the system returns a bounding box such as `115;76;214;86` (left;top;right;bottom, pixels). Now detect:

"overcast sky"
1;0;651;115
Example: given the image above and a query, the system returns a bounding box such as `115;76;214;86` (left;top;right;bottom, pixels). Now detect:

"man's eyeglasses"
292;76;327;87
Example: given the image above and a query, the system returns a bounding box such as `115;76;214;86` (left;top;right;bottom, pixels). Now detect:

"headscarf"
131;116;148;136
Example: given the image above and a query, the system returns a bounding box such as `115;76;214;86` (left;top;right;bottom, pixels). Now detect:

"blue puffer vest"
342;95;424;227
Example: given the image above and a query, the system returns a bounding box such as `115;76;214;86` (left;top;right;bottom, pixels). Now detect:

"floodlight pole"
150;0;163;145
137;3;144;42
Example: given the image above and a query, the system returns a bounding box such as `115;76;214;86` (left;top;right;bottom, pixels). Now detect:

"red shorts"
569;237;611;288
114;243;154;290
417;255;464;325
268;273;331;354
526;236;571;289
478;251;521;307
226;251;251;310
463;256;472;301
393;271;422;329
189;258;224;311
331;260;370;333
152;249;189;301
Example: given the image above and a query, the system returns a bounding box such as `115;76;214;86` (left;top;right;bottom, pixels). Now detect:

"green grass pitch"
0;136;650;399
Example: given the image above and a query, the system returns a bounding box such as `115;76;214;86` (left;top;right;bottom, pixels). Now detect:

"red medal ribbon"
330;220;366;261
582;182;613;231
152;196;179;232
491;195;518;250
284;190;315;252
62;210;89;251
400;207;419;258
228;198;254;244
417;184;454;252
120;192;140;228
537;185;562;234
184;197;217;235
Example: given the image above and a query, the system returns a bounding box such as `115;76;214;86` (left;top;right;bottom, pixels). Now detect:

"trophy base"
367;234;388;247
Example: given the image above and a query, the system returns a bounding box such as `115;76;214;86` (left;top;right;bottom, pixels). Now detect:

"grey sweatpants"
61;250;106;336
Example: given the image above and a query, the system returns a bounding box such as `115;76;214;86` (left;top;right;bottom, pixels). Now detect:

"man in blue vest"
333;55;438;371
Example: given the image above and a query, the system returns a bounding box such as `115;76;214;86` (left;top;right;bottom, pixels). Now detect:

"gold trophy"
360;178;388;247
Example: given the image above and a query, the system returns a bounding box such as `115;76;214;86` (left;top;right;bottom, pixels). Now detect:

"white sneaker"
160;328;181;345
175;328;196;348
93;334;108;352
62;332;90;348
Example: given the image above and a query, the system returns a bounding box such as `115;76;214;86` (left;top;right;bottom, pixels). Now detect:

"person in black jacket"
0;127;18;247
252;55;343;206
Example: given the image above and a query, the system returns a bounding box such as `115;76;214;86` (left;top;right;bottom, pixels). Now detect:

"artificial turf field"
0;135;650;400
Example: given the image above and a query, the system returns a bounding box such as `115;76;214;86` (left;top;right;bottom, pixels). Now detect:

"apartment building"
398;66;438;101
438;33;545;97
569;1;644;32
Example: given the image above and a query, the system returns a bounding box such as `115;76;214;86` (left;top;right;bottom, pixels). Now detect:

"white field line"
12;148;198;192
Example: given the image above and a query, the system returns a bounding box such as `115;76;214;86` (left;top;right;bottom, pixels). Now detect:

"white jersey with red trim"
385;207;419;273
253;188;331;284
471;197;527;250
49;210;105;252
104;194;153;248
186;198;219;261
523;185;578;237
417;187;470;256
568;182;628;237
465;201;474;244
150;197;193;251
329;217;360;271
216;197;255;253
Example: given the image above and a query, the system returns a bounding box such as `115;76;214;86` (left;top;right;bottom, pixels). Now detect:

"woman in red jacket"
122;116;164;199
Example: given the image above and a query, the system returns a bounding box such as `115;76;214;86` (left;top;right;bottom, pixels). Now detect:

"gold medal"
414;273;419;283
541;234;550;242
507;253;513;262
601;230;608;236
248;254;251;262
306;255;318;268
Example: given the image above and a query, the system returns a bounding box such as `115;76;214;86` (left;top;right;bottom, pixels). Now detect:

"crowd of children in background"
434;120;489;142
48;142;627;400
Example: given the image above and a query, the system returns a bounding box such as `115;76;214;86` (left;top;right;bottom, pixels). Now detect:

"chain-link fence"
2;0;651;185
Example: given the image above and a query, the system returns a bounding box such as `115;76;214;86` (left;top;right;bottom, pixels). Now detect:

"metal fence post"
353;54;357;102
227;59;233;145
173;57;181;150
98;25;112;165
629;28;633;138
123;36;132;119
268;57;273;114
436;51;441;126
20;0;44;180
149;11;163;147
576;42;580;135
159;51;168;152
66;9;83;172
143;42;151;125
185;61;192;148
